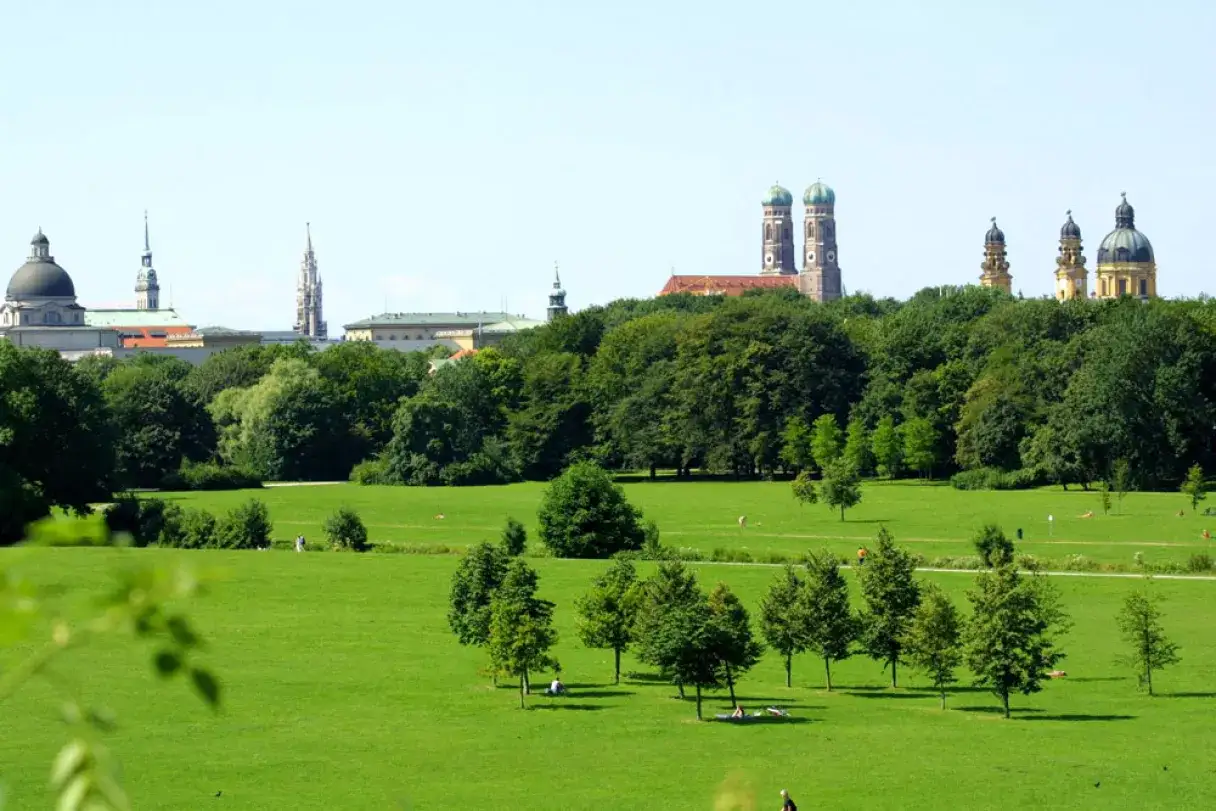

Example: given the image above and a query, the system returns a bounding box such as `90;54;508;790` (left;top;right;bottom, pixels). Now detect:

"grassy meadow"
160;479;1216;569
1;548;1215;810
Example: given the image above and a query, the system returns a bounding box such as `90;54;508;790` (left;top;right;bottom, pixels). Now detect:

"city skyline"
3;1;1212;329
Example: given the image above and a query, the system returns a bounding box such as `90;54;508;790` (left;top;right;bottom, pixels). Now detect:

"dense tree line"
7;286;1216;542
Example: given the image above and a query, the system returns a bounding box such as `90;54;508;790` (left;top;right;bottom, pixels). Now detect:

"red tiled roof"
450;348;479;361
114;325;196;348
658;275;798;297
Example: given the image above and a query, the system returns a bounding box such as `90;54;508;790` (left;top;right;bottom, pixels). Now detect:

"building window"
764;224;772;241
376;334;383;340
1118;279;1127;296
1139;278;1147;297
783;227;790;240
390;334;397;340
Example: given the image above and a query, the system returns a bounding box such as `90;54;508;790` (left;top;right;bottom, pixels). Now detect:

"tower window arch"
806;222;813;238
764;224;772;241
1139;278;1147;297
783;226;789;240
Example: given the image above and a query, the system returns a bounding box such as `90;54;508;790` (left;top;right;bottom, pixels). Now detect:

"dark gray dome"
1060;211;1081;239
7;231;76;300
985;217;1005;244
1097;193;1154;264
6;260;76;299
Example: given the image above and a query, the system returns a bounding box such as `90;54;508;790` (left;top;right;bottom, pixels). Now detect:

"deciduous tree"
810;414;845;471
536;461;645;558
819;459;862;521
634;560;700;697
1116;585;1180;696
903;583;963;708
707;583;764;705
760;566;811;688
575;557;640;684
1181;464;1207;512
803;550;858;691
448;542;509;649
843;417;874;476
857;528;921;687
488;559;557;708
871;415;901;479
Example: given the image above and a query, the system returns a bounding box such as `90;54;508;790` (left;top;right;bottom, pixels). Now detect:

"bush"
162;460;263;492
1187;553;1214;573
926;555;985;570
324;506;369;551
103;496;143;544
950;467;1042;491
536;461;645;558
973;523;1014;567
500;517;527;556
159;505;217;549
215;499;273;549
1060;553;1099;572
350;455;401;486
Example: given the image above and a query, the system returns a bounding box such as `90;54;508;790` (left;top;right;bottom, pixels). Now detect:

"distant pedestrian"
780;789;797;810
295;535;305;553
857;546;868;566
738;515;747;530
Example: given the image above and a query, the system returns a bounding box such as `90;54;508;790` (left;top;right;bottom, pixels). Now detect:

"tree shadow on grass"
563;689;633;699
956;706;1045;715
1068;677;1128;684
707;716;814;725
726;698;824;711
1023;714;1136;722
530;703;606;712
1160;691;1216;698
845;690;939;700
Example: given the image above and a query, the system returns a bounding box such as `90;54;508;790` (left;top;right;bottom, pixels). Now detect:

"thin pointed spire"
306;222;313;252
144;210;150;252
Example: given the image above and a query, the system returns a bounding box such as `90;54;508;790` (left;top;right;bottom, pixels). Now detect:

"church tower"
547;263;568;321
798;181;842;302
135;211;160;310
1055;211;1087;300
294;223;326;339
979;218;1012;293
1094;193;1156;300
759;184;796;275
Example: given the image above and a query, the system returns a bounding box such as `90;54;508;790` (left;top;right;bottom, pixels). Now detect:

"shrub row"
949;467;1043;491
160;460;263;492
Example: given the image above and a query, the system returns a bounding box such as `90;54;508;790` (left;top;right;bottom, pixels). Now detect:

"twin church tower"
759;181;842;301
980;193;1159;301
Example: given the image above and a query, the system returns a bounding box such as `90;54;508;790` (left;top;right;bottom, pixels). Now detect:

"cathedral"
980;193;1159;300
295;223;326;339
659;181;842;300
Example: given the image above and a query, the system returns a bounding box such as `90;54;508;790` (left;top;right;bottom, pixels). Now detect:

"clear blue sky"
3;0;1213;330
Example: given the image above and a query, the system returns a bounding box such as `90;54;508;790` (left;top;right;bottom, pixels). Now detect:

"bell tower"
979;218;1012;293
135;211;160;310
547;262;568;321
759;184;796;275
1055;211;1087;300
799;180;841;302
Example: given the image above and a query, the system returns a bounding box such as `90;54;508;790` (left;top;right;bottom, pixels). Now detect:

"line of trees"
448;526;1186;718
8;286;1216;543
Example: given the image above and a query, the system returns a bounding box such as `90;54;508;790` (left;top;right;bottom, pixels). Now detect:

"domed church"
0;230;121;355
1095;193;1156;299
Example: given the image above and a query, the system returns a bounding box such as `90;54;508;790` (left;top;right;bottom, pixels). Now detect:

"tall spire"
306;221;313;254
144;210;150;253
547;261;568;322
295;222;326;339
135;210;160;309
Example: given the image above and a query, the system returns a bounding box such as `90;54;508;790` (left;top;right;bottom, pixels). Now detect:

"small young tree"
536;461;645;558
575;557;640;684
1181;464;1207;512
448;542;510;649
903;583;963;709
500;517;527;556
802;549;858;691
1116;586;1181;696
964;563;1070;718
488;559;557;708
791;470;818;508
901;418;938;479
779;416;814;473
843;417;874;477
324;506;369;551
634;560;701;697
819;459;862;521
707;583;764;706
972;524;1014;568
652;599;722;720
759;565;811;687
1113;458;1132;513
810;414;845;471
1099;480;1112;516
857;528;921;687
871;415;901;479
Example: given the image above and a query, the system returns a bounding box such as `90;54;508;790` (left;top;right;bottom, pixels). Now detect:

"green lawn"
159;480;1216;568
2;548;1215;809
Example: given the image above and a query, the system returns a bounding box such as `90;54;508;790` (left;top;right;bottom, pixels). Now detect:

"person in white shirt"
549;678;565;695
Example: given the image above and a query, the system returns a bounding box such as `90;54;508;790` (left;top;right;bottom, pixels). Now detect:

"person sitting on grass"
731;705;745;719
548;677;565;696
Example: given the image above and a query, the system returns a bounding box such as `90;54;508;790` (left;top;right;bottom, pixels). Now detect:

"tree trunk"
695;684;703;720
784;652;792;688
840;505;845;521
726;664;736;706
614;647;621;685
824;657;833;691
677;680;685;699
891;656;898;688
649;464;656;480
939;683;946;710
1001;688;1010;719
523;667;530;695
1146;662;1154;697
519;674;525;709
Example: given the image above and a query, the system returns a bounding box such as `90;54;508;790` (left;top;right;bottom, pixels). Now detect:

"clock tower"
798;181;841;302
759;184;796;275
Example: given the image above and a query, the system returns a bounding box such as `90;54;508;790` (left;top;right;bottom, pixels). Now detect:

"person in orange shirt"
857;546;868;566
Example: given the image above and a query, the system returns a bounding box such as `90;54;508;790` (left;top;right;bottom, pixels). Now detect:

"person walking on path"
856;546;868;566
780;789;798;810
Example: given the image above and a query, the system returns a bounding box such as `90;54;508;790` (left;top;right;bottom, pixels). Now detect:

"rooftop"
343;311;520;329
85;308;191;328
658;275;798;297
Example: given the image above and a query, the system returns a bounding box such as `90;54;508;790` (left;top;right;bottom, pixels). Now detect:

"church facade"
660;181;843;300
981;193;1159;301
